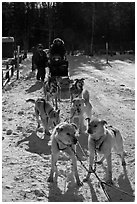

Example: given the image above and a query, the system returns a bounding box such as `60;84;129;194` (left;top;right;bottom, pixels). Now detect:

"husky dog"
26;98;60;135
43;77;60;110
70;78;85;102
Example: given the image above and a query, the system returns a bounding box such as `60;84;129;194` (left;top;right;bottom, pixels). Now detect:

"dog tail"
26;99;35;103
83;90;90;104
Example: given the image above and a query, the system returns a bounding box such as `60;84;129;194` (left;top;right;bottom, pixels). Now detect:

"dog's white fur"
47;122;82;186
84;118;126;183
70;89;92;133
26;98;60;135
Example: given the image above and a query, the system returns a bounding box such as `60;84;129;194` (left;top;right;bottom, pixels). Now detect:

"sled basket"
49;63;69;77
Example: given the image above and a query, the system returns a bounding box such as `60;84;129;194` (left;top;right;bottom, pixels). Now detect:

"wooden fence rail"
2;45;20;88
2;62;16;88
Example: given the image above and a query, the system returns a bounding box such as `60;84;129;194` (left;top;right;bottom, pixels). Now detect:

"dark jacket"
34;50;48;68
49;44;66;59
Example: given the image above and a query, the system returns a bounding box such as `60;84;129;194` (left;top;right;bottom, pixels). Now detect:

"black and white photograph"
2;1;135;202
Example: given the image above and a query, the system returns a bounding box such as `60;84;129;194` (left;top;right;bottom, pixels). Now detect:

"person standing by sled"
48;38;68;76
34;44;48;82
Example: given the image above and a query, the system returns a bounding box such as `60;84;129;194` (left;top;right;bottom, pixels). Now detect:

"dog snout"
77;108;81;114
87;128;93;134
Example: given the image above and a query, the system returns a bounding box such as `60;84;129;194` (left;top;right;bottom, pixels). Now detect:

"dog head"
44;77;58;94
49;109;60;128
75;78;85;90
85;118;107;139
55;122;78;146
72;98;85;115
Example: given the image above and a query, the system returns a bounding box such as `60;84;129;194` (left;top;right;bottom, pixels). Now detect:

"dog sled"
48;55;70;96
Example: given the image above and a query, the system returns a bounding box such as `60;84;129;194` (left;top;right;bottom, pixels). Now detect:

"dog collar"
94;136;105;150
56;138;71;151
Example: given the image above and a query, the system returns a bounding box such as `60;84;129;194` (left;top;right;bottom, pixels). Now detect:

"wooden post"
106;42;108;64
2;69;3;87
17;45;20;79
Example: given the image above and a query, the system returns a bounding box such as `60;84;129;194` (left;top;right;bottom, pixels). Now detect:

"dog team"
24;77;126;186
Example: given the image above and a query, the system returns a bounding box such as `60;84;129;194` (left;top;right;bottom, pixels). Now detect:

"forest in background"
2;2;135;55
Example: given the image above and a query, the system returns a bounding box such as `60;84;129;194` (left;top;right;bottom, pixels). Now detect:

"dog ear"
81;78;85;81
71;123;77;130
85;118;91;123
72;99;76;103
56;126;63;133
74;78;79;82
101;120;107;125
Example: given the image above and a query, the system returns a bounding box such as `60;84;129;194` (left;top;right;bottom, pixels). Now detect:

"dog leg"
55;96;58;110
83;139;96;182
47;152;60;183
120;152;126;166
83;151;94;182
58;88;61;102
70;94;73;103
46;94;50;101
35;108;40;129
66;148;83;186
41;116;50;135
79;116;84;134
106;153;113;184
16;137;28;146
71;154;83;186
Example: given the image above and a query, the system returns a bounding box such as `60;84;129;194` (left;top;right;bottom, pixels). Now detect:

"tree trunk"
47;2;52;48
90;3;95;56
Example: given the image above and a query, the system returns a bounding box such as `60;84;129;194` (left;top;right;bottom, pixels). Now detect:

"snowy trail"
2;54;135;202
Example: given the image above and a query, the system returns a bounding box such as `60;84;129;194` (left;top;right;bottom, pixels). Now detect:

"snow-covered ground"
2;54;135;201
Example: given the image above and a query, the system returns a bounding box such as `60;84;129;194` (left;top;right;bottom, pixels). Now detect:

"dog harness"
94;137;104;151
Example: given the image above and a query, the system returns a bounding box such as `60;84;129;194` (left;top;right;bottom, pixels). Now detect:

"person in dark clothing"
31;46;37;71
49;38;67;60
34;44;48;82
49;38;68;76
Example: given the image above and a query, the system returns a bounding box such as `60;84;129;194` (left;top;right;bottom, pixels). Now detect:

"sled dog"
84;118;126;183
70;78;85;102
70;89;92;133
43;77;60;110
26;98;60;135
47;122;82;186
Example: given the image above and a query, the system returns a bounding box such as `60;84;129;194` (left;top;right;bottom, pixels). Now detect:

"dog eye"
67;133;70;136
94;125;97;128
